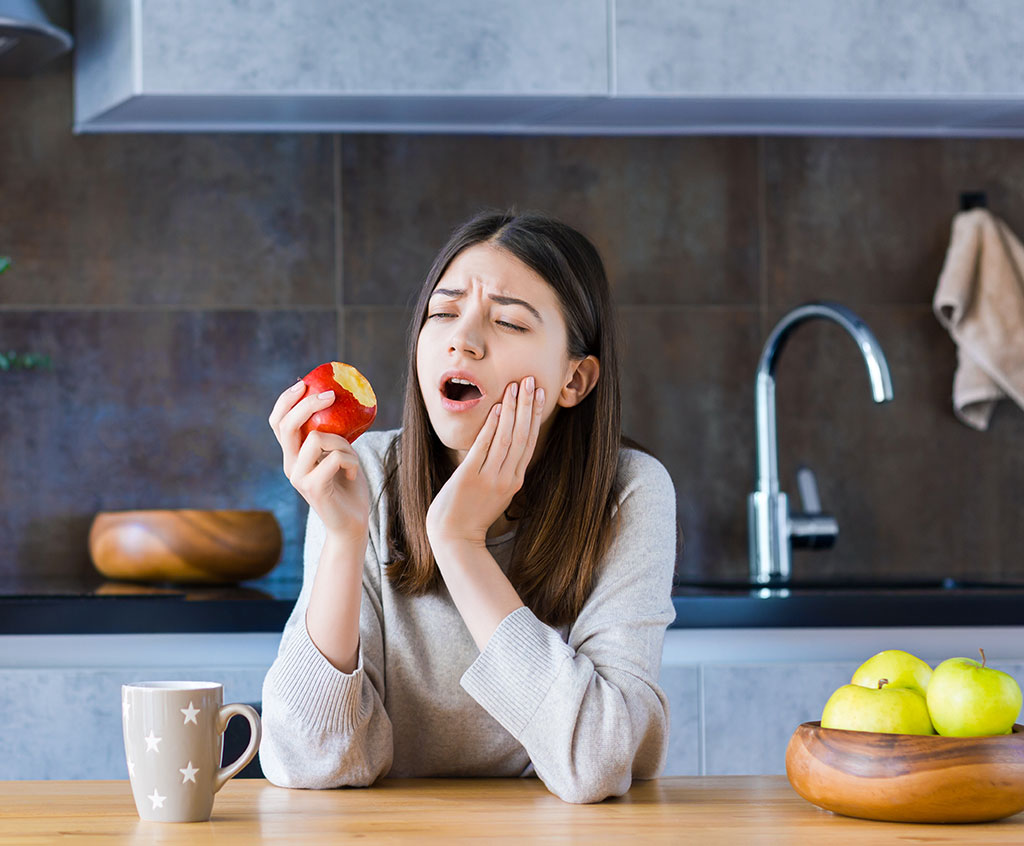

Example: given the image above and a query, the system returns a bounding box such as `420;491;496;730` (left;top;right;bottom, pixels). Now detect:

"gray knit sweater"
259;427;678;804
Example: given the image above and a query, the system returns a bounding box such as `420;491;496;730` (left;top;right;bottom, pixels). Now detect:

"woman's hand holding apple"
269;380;370;543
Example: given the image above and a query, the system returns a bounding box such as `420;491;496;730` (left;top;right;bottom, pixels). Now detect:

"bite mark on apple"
332;362;377;408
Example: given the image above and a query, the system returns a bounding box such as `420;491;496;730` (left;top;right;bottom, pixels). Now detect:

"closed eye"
427;313;528;333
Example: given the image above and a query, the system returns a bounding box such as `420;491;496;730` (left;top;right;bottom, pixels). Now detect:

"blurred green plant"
0;256;52;371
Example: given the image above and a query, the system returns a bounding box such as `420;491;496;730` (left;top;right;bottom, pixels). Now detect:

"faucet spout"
749;301;893;584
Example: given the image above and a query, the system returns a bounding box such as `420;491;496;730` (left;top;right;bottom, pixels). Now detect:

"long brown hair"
382;208;651;627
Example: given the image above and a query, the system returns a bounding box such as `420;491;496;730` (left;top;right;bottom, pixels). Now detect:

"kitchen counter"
670;580;1024;627
2;776;1022;844
3;574;1024;633
0;574;297;634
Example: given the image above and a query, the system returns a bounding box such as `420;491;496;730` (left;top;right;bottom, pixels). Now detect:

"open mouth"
442;378;483;402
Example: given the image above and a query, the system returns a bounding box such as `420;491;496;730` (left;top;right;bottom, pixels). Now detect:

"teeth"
449;377;477;386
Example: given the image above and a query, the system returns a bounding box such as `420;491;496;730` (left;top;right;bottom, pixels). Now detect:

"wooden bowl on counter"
786;720;1024;823
88;509;283;584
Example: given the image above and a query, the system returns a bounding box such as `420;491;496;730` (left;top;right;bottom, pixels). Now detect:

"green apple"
851;649;932;697
821;679;936;735
926;648;1023;737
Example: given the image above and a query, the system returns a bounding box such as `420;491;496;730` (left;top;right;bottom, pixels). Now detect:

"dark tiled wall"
2;64;1022;586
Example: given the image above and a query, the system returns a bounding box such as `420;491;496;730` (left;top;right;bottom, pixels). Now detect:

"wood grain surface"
88;509;282;584
786;721;1024;823
2;777;1023;845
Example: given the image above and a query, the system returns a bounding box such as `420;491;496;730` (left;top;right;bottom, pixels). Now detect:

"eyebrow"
429;287;544;323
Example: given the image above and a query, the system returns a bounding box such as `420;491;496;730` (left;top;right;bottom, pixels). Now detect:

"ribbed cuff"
460;605;574;739
267;623;367;734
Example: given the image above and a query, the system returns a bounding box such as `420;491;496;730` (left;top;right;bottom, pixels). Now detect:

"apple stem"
979;647;986;668
877;678;889;690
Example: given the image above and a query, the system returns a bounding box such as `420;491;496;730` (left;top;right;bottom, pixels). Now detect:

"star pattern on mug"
127;757;135;777
122;695;131;719
181;702;200;725
180;761;199;784
144;730;162;753
147;788;166;810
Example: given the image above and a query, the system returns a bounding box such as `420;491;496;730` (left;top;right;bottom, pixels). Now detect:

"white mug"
121;681;261;823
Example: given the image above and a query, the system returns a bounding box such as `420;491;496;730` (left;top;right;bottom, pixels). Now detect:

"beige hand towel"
933;208;1024;430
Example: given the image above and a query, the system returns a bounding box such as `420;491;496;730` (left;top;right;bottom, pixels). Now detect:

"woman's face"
416;242;576;467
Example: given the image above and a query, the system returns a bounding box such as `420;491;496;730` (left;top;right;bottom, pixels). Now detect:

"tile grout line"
335;134;345;359
607;0;616;96
697;664;706;776
0;304;343;313
757;135;768;342
0;302;941;313
0;304;338;313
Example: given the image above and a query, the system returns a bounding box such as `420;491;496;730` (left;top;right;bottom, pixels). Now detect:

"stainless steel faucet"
748;302;894;585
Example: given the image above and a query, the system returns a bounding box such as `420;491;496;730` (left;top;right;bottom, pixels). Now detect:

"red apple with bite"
298;362;377;444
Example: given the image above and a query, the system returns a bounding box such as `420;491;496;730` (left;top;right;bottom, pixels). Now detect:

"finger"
482;381;519;473
278;389;337;467
280;389;336;439
465;399;503;474
301;450;358;499
290;430;355;481
304;431;355;452
504;376;536;473
268;379;308;433
514;385;545;478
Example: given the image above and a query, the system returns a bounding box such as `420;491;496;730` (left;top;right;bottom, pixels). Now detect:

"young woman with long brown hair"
260;209;679;804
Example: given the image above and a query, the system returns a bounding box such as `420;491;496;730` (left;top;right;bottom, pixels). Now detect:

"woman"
260;209;679;804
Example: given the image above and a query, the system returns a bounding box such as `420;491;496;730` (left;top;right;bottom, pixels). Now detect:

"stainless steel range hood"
0;0;72;75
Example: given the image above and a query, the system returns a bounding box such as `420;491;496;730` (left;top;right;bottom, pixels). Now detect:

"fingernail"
526;376;535;391
290;380;304;392
537;388;545;405
510;383;518;398
318;390;334;399
494;404;502;416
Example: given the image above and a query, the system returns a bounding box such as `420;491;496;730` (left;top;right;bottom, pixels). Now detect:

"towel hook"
960;191;987;211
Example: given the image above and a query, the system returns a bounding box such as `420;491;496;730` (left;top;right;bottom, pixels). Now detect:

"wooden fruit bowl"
88;509;282;584
786;720;1024;823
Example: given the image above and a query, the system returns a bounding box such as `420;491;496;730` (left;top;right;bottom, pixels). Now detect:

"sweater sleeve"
459;451;678;804
259;503;393;788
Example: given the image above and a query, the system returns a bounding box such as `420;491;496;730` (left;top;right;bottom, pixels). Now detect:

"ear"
558;355;600;408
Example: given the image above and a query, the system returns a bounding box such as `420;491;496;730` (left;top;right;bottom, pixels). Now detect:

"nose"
447;317;484;359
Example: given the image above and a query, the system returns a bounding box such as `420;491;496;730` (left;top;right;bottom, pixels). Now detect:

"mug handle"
213;703;262;794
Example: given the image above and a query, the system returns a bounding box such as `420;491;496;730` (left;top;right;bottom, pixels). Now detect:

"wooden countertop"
2;776;1023;844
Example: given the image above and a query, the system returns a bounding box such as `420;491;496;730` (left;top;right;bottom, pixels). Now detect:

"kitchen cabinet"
5;626;1023;779
556;0;1024;135
617;0;1024;99
0;634;274;780
0;666;266;779
696;657;1024;775
698;661;864;775
74;0;1024;135
661;627;1024;776
74;0;607;133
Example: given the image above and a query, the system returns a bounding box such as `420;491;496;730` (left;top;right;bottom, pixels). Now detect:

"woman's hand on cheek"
426;376;545;547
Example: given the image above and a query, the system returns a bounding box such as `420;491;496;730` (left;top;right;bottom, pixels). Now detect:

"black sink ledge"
2;575;1024;633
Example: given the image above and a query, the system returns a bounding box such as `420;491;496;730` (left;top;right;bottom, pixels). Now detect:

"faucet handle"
790;464;838;549
796;465;822;513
